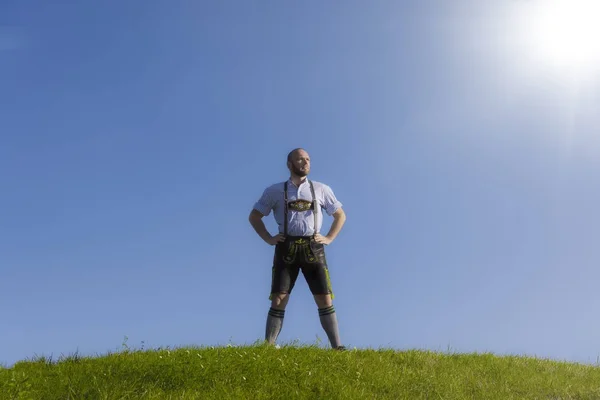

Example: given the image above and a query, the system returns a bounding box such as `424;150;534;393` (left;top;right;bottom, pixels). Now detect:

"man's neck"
289;175;308;187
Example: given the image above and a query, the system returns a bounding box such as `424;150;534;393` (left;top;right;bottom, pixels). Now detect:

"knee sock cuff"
269;307;285;318
318;306;335;316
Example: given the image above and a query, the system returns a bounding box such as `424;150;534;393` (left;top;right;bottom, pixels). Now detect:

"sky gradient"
2;0;600;367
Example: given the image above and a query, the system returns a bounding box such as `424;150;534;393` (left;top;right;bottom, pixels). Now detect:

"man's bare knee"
313;294;332;309
271;292;290;309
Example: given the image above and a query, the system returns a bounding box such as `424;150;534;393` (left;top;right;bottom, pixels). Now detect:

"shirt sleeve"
322;184;343;216
253;187;276;216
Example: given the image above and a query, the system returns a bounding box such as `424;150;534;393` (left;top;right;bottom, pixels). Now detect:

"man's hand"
313;233;333;245
315;208;345;246
266;233;286;246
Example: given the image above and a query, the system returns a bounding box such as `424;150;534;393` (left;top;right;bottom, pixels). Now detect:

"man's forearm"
325;213;346;241
249;217;272;243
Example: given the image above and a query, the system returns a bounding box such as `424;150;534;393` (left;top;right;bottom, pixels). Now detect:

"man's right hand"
266;234;286;245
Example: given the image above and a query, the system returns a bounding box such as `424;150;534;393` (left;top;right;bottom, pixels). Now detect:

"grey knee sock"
319;306;341;348
265;307;285;344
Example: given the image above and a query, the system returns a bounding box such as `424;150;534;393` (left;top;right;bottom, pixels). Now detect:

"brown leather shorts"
269;236;333;299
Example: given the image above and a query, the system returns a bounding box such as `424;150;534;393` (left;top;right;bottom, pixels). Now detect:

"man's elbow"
333;208;346;221
249;209;264;223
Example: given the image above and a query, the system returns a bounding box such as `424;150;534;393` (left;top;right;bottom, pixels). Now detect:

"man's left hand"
314;234;333;245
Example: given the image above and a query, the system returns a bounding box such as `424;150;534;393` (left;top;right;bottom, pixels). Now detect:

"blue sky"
2;1;600;367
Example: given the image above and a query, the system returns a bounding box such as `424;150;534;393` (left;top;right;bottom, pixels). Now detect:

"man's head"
287;148;310;178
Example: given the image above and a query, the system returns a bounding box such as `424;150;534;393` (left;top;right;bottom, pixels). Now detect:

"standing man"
249;148;347;350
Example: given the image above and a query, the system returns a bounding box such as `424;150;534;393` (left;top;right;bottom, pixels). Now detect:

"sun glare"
517;0;600;79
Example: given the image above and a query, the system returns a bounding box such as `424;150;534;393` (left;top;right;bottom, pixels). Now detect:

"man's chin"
293;168;309;177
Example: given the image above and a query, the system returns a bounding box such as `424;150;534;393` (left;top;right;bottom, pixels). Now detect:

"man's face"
288;150;311;177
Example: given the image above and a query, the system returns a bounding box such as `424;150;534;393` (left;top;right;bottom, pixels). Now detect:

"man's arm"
249;209;284;245
315;208;346;245
250;186;284;245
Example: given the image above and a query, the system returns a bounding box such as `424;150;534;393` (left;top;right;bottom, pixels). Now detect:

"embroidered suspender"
284;181;289;236
309;181;318;236
283;180;318;237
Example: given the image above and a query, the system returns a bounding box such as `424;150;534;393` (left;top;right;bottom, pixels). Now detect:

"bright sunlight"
515;0;600;80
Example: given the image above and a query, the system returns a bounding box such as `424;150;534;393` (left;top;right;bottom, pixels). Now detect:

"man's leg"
304;241;343;349
266;261;299;345
314;294;343;349
265;292;290;344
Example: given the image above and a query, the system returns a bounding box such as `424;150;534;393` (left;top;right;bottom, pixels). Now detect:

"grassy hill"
2;343;600;399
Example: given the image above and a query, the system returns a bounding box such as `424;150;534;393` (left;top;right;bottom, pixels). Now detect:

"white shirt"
253;178;343;236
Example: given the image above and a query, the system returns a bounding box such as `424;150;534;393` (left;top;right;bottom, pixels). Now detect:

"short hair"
287;148;305;163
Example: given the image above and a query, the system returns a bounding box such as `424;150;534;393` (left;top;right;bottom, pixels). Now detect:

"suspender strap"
309;180;318;236
284;181;289;236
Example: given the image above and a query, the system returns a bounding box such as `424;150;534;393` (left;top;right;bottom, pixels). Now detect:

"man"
248;148;347;350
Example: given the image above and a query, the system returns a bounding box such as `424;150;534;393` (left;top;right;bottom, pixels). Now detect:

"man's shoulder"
308;180;332;191
263;181;286;193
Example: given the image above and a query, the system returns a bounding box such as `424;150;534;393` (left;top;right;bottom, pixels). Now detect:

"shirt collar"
287;177;308;188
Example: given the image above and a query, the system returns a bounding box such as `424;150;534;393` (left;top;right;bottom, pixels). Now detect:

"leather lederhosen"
275;180;325;265
270;180;332;298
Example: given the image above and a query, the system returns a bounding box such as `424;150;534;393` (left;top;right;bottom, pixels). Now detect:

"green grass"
2;342;600;399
